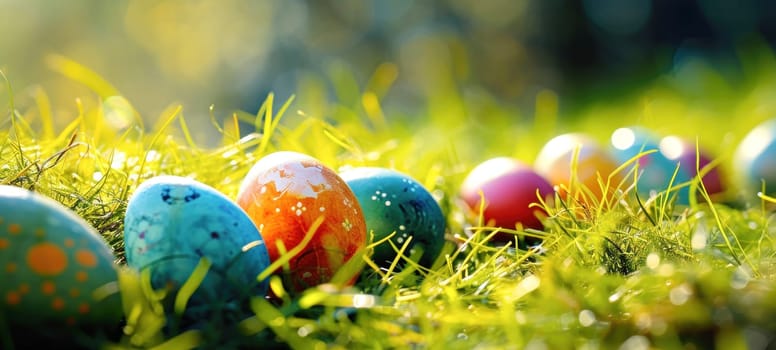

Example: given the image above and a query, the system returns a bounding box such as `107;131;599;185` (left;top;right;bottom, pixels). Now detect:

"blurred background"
2;0;776;144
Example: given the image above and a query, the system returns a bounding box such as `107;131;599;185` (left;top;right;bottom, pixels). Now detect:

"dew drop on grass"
731;266;752;289
111;151;127;168
637;314;667;336
578;309;596;327
619;335;650;350
608;290;624;303
145;150;160;162
352;294;375;308
646;253;660;269
669;283;693;305
297;324;314;337
691;229;707;250
635;313;651;331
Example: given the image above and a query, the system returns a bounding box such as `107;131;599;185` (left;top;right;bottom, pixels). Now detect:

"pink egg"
460;157;554;243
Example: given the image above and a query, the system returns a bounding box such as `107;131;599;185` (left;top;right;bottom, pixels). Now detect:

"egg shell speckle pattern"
124;176;271;306
0;185;121;327
236;151;367;292
340;167;446;268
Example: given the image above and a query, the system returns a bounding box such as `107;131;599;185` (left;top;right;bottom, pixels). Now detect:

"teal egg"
124;176;270;310
734;118;776;195
610;126;691;199
339;167;446;268
0;185;121;328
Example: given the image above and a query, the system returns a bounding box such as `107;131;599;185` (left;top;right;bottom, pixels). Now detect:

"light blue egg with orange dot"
123;176;271;310
339;167;446;268
0;185;122;327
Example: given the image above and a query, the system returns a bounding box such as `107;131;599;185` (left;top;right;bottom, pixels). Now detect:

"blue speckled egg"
0;185;122;328
124;176;270;308
610;126;690;198
339;167;446;268
734;119;776;194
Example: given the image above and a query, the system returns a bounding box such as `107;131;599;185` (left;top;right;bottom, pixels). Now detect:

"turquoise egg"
124;176;270;310
610;126;691;200
734;119;776;195
339;167;446;268
0;185;121;328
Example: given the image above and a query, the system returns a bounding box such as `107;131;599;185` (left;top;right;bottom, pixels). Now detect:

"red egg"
460;157;554;243
236;151;367;292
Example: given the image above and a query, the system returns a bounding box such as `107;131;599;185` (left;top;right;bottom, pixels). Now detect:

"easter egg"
534;133;622;202
236;151;367;292
459;157;554;244
610;126;689;198
734;118;776;194
339;167;446;268
659;136;725;201
124;176;271;309
0;185;121;328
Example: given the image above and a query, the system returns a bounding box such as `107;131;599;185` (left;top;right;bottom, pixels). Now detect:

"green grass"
4;47;776;349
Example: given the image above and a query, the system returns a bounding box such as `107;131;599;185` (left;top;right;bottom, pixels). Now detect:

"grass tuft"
5;51;776;348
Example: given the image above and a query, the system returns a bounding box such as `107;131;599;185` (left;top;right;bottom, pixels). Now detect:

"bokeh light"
2;0;776;143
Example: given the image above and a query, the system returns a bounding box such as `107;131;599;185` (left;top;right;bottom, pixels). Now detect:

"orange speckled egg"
534;133;622;202
236;151;367;292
